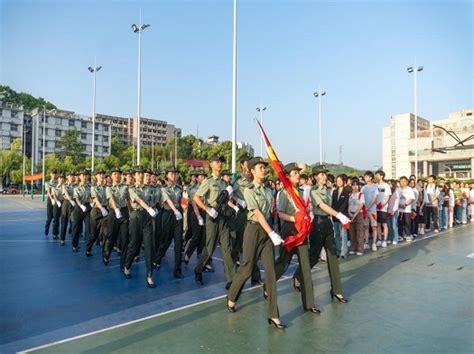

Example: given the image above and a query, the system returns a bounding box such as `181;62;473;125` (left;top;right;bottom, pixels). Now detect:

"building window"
103;147;108;154
55;129;61;137
0;109;3;116
81;133;87;140
11;124;18;131
95;135;99;141
94;146;98;152
69;120;75;127
103;125;108;132
81;121;87;129
11;111;18;118
95;123;99;130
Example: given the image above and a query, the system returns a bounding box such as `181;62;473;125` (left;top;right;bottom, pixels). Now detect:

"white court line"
20;223;471;353
466;253;474;259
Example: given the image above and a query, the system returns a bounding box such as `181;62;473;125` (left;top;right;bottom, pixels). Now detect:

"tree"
0;85;56;110
56;130;84;164
0;138;23;186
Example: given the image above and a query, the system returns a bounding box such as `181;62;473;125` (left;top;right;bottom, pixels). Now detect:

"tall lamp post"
88;63;102;172
313;89;326;165
231;0;238;177
256;106;266;156
131;16;150;166
41;106;46;201
407;63;423;179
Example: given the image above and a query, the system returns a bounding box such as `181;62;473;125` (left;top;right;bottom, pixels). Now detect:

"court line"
19;223;471;353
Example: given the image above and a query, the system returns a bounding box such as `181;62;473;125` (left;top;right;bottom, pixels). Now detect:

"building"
382;109;474;180
165;123;182;144
207;135;219;144
95;113;133;146
30;108;111;165
0;100;32;156
237;141;254;156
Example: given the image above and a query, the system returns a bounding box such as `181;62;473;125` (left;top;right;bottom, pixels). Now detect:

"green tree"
56;130;84;164
0;138;23;185
0;85;56;110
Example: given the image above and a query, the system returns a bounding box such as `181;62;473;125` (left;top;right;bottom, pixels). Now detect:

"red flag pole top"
256;120;312;252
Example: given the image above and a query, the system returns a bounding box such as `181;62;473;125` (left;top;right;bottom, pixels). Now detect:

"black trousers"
425;206;439;230
124;209;154;278
71;203;91;248
103;207;129;267
60;201;74;241
87;207;107;252
401;212;412;237
153;207;162;262
294;216;342;295
185;210;206;259
45;199;60;236
156;209;183;272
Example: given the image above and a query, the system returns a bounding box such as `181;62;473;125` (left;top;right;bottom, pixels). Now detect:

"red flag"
256;120;312;252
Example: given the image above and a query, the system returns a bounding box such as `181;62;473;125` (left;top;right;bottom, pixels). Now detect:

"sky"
1;0;472;169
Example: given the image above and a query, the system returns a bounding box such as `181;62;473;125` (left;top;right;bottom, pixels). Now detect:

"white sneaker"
392;241;398;245
376;240;382;247
381;241;387;248
405;236;413;242
398;237;404;242
347;241;351;247
364;243;370;250
349;251;355;255
356;252;363;256
434;229;439;233
371;243;377;251
387;240;392;244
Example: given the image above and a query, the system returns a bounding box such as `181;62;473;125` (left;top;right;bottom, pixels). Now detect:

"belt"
247;220;259;225
314;214;330;219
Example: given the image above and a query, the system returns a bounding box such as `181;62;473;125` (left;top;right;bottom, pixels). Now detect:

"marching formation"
43;154;474;330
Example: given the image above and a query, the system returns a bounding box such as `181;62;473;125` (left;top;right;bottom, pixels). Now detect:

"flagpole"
231;0;237;177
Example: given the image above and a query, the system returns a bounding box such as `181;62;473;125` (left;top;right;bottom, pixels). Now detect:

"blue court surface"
0;196;473;354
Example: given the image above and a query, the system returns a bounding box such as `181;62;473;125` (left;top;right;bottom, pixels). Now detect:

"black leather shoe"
53;235;59;240
154;262;161;271
134;255;140;263
103;258;109;266
72;246;80;252
267;318;286;329
262;285;268;301
183;254;190;265
251;278;264;286
124;268;132;279
292;276;301;292
85;251;93;257
174;269;183;279
194;270;203;285
226;297;236;313
225;282;232;290
308;307;321;314
146;279;156;288
330;291;349;303
204;264;214;273
60;240;65;246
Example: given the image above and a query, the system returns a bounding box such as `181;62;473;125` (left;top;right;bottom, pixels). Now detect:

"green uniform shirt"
106;183;129;209
45;180;57;196
51;183;64;201
151;185;162;207
73;184;91;204
195;174;228;207
129;184;154;211
91;183;108;207
310;184;331;216
233;174;252;202
62;183;75;201
277;188;303;216
244;181;273;222
162;183;183;210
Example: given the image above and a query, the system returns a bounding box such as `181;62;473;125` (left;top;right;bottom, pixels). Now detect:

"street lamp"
407;63;423;178
88;63;102;172
231;0;237;177
256;106;266;156
131;16;150;166
313;89;326;165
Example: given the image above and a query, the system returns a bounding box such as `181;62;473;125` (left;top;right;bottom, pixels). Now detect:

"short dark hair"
375;170;385;179
327;174;335;183
364;171;374;179
400;176;409;182
428;174;437;180
337;174;348;184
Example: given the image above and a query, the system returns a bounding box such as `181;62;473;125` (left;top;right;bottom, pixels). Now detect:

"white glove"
56;200;61;207
268;231;283;246
197;215;205;226
236;198;247;209
100;207;108;217
225;185;234;196
175;210;183;221
114;208;122;219
310;213;314;222
147;208;157;217
207;207;218;219
80;204;87;213
233;205;239;215
69;200;76;207
153;207;159;215
336;212;351;225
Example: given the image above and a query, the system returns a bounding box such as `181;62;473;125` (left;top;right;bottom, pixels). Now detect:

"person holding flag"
293;165;350;304
274;162;320;314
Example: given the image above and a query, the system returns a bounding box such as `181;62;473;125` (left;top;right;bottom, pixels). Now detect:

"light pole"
132;15;150;166
88;63;102;172
313;89;326;165
41;106;46;201
174;129;178;167
231;0;238;177
407;63;423;178
21;119;26;194
256;106;266;156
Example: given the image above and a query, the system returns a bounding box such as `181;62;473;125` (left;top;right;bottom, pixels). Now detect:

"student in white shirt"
399;176;415;241
424;175;440;232
375;170;392;247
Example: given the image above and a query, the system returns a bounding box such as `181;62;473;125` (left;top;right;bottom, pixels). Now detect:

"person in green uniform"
150;171;163;271
274;163;320;314
86;169;109;256
60;172;76;246
226;157;286;329
71;170;92;252
183;170;207;264
230;155;262;285
293;165;350;303
193;155;236;287
183;173;197;247
156;167;184;278
123;166;158;288
50;173;65;240
44;169;58;237
103;167;130;267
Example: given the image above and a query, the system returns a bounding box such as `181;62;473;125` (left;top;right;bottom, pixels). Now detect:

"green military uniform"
194;173;235;284
227;174;279;319
71;181;91;250
156;182;183;276
294;182;343;295
124;182;155;278
150;183;162;267
60;180;75;243
44;179;57;236
104;180;130;267
184;181;196;244
184;182;206;261
87;181;109;253
274;188;316;310
50;182;64;238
